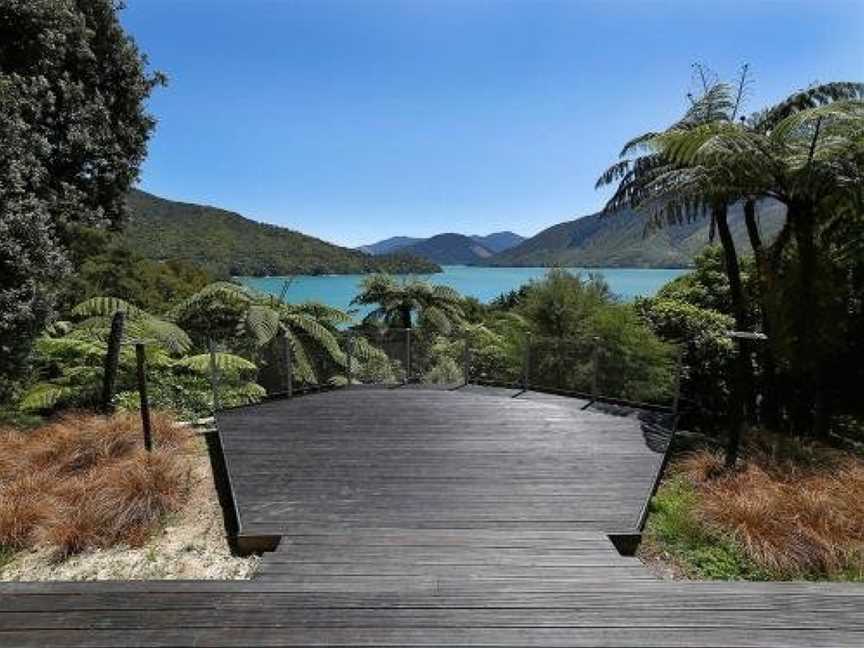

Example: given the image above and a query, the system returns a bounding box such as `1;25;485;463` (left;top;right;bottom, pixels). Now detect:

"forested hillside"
486;203;786;268
124;190;440;277
398;233;496;264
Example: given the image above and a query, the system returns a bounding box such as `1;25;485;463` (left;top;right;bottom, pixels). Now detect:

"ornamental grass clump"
0;412;193;557
669;436;864;580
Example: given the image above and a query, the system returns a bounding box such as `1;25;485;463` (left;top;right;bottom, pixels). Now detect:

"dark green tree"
0;0;164;398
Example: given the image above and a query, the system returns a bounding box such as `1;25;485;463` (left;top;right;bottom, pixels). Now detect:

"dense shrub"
515;270;675;402
636;297;735;426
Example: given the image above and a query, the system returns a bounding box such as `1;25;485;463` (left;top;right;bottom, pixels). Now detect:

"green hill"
486;203;786;268
399;233;496;265
123;190;440;277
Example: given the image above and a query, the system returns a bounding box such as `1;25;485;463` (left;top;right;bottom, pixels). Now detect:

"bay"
238;265;685;320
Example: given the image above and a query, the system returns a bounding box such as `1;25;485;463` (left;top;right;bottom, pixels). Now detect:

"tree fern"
244;304;282;347
176;352;257;375
20;383;75;412
286;330;317;384
72;296;144;319
221;382;267;407
284;312;345;365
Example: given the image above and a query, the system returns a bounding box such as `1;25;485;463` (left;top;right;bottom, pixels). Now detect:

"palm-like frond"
419;306;452;334
176;352;257;375
770;100;864;143
171;281;255;320
283;313;345;364
244;304;282;347
353;274;464;332
293;302;353;325
126;318;193;354
20;383;76;412
68;297;192;355
221;382;267;406
34;335;105;362
286;330;317;384
71;297;143;319
755;82;864;131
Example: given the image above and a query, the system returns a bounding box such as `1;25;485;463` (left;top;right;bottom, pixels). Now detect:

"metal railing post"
671;346;684;434
135;342;153;452
404;328;412;384
590;337;601;402
285;334;292;396
208;337;220;412
463;334;471;386
346;332;354;388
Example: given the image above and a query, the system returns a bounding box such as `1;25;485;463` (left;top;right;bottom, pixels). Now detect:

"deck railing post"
208;337;220;412
404;327;412;384
135;342;153;452
671;346;684;433
522;334;531;390
346;332;354;388
101;310;126;413
281;331;293;398
590;337;601;402
463;333;471;386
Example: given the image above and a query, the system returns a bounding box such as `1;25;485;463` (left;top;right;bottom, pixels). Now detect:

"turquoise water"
238;266;685;319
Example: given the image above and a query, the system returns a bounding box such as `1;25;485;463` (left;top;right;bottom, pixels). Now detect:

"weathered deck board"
1;386;861;647
218;388;665;537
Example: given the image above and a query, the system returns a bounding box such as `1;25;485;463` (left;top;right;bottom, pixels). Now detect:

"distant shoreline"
236;263;693;279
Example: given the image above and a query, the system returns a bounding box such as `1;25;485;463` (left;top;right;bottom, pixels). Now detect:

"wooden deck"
219;386;666;539
1;386;862;647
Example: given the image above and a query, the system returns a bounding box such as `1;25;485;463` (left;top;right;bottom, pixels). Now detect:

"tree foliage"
352;274;465;332
172;282;348;385
0;0;163;398
20;297;263;416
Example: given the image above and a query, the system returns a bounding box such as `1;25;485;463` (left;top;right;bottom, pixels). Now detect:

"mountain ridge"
359;230;525;263
399;233;496;265
484;203;786;268
123;190;441;277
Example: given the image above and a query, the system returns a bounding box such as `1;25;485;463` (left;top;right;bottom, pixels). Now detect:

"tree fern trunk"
101;311;125;413
400;304;412;330
790;204;822;436
714;202;750;466
744;199;780;431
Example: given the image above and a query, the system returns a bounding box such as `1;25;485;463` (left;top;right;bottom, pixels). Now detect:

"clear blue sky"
122;0;864;247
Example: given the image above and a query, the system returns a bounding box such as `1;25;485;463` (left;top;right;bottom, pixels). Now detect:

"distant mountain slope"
399;233;496;265
124;190;440;277
486;203;786;268
358;236;423;255
359;231;524;263
470;231;525;253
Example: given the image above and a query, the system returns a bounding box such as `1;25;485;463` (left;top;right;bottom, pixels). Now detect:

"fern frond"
20;383;75;412
245;305;282;347
222;381;267;405
288;333;317;384
125;318;193;355
72;297;143;319
176;352;257;375
33;336;105;362
284;313;345;364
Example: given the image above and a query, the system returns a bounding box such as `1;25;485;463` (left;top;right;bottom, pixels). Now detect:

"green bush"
643;477;762;580
514;270;675;402
636;297;735;425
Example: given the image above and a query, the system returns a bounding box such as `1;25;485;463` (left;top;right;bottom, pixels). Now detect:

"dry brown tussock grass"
0;412;193;557
673;434;864;579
